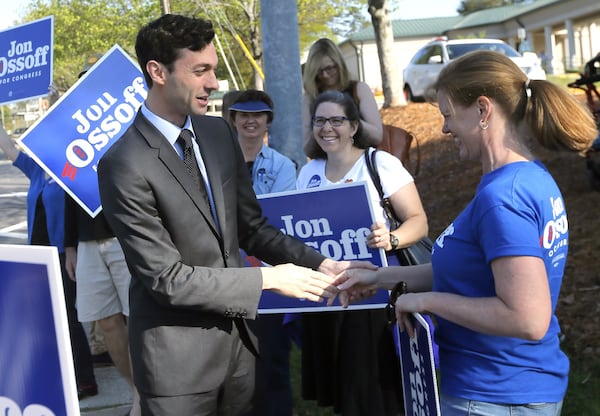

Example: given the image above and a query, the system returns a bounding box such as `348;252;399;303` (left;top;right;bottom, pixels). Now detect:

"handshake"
262;257;431;337
261;258;383;308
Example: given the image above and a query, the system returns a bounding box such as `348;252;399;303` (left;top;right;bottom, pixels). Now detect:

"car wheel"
404;85;414;103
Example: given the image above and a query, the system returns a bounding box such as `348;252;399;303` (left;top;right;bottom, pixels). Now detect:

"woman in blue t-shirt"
335;50;598;416
0;126;98;399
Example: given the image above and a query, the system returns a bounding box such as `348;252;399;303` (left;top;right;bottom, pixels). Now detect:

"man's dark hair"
135;14;215;88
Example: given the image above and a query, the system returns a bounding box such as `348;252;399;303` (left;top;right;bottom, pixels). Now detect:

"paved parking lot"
0;157;28;245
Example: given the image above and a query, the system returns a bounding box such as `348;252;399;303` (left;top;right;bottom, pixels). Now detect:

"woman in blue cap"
229;89;298;416
229;89;297;195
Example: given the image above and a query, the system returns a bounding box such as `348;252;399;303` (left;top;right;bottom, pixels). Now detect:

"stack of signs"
0;245;79;416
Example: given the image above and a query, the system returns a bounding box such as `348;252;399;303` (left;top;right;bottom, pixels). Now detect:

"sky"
0;0;463;31
392;0;461;19
0;0;25;30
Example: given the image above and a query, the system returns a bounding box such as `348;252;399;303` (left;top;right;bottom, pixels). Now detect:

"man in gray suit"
97;14;370;416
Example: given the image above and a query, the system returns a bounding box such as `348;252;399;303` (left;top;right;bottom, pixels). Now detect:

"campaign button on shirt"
307;174;321;188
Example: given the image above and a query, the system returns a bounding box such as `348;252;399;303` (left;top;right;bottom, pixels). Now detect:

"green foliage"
298;0;368;47
175;0;262;89
17;0;368;91
23;0;159;93
175;0;369;89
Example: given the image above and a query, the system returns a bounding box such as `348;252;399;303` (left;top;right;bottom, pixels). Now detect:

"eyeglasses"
318;64;338;76
386;281;407;324
312;116;349;127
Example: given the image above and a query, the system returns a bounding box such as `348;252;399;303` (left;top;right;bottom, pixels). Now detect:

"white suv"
403;38;547;101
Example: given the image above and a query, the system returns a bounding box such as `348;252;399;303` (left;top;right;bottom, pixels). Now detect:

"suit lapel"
134;113;220;236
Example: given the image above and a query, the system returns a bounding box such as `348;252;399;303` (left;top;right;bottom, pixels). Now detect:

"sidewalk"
79;365;132;415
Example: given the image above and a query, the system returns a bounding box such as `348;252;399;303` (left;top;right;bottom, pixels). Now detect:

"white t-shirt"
296;148;413;226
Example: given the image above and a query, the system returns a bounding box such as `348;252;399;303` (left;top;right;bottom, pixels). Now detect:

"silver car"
403;38;547;101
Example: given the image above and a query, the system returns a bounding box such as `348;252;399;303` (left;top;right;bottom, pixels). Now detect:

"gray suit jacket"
97;112;325;396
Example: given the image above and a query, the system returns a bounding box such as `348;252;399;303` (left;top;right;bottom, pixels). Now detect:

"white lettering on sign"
64;76;147;171
280;214;372;260
0;41;50;77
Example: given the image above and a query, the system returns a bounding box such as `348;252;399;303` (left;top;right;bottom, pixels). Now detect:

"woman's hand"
367;222;391;250
333;267;380;307
394;293;428;338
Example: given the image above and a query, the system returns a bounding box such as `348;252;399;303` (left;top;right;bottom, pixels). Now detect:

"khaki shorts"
75;237;130;322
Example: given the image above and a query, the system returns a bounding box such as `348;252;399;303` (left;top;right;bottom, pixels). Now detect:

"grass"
291;344;336;416
289;339;600;415
562;354;600;414
547;73;583;92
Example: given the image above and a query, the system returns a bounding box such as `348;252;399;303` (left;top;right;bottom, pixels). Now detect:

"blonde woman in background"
302;38;383;158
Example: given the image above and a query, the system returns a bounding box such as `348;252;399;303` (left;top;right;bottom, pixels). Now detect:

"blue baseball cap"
228;100;273;113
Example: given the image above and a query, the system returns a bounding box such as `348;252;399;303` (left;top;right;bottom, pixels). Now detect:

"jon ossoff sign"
0;16;53;105
19;44;147;217
244;182;391;313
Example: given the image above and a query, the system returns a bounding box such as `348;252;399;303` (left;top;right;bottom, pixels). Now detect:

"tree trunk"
368;0;406;107
249;17;264;90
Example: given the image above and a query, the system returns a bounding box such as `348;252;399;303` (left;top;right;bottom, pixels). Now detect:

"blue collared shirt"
251;141;297;195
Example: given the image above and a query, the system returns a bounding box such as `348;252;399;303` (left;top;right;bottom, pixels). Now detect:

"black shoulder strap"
364;148;384;199
351;80;360;108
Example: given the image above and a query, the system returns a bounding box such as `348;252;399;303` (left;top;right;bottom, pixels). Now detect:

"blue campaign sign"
0;245;79;416
246;182;390;313
396;313;441;416
19;44;147;217
0;16;53;104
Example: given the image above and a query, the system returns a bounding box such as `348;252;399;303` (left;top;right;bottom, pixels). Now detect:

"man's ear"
146;60;166;86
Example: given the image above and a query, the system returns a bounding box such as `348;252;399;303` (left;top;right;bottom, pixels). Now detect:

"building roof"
344;16;462;43
342;0;562;43
450;0;561;29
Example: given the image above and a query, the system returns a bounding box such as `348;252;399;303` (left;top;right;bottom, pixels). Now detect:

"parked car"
11;127;28;138
403;37;547;102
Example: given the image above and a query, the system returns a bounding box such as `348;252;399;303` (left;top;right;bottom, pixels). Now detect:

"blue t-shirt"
432;161;569;403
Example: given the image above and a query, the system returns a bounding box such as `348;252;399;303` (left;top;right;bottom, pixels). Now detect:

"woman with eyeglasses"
336;51;598;416
296;90;428;416
302;38;383;159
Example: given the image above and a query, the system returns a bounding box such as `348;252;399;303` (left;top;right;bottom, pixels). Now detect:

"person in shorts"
63;53;141;416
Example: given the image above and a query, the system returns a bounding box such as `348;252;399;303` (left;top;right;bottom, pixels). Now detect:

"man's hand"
317;258;378;277
261;263;338;303
65;246;78;281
